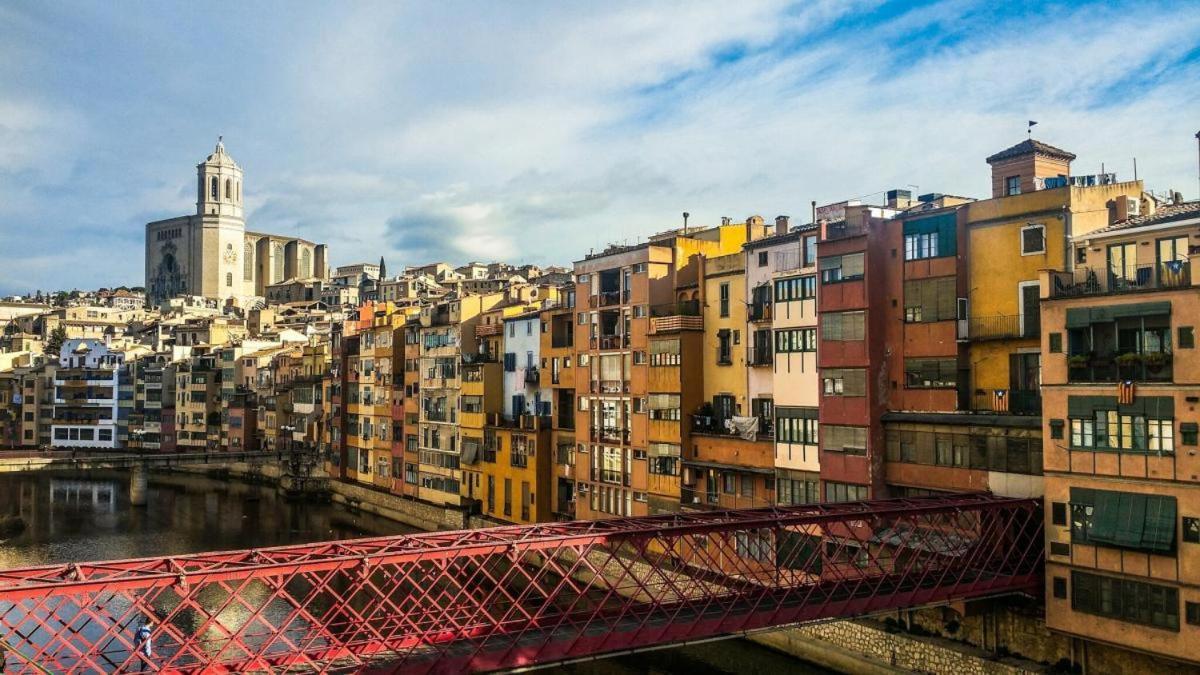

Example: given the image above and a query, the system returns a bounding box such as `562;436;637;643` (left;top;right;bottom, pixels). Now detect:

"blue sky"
2;0;1199;294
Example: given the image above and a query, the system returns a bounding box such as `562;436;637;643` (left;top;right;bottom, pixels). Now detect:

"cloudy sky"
1;0;1198;295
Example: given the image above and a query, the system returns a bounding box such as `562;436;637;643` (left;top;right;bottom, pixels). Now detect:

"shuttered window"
903;277;957;323
1070;487;1176;553
821;311;865;341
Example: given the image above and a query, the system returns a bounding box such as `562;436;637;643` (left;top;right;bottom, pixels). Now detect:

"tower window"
210;176;218;199
225;179;232;200
226;272;233;287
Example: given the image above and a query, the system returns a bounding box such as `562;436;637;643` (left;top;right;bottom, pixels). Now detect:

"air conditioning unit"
1126;197;1141;217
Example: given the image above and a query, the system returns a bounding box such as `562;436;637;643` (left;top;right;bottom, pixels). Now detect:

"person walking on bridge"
134;619;153;672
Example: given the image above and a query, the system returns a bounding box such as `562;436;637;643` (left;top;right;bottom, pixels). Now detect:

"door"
1107;243;1137;289
1019;284;1040;337
1157;236;1189;286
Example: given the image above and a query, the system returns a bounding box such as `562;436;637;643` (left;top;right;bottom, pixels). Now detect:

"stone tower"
197;137;244;220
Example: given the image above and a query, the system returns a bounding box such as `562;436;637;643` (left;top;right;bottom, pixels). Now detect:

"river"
0;471;832;674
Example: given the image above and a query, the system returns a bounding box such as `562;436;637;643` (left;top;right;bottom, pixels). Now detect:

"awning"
682;459;775;476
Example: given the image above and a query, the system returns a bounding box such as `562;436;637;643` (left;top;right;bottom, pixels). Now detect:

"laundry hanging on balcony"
725;416;760;442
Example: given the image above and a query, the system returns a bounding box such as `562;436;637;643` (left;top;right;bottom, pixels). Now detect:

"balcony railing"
1067;351;1173;383
651;300;700;317
523;368;540;385
596;291;623;307
749;302;773;323
590;426;630;444
593;334;629;350
958;314;1040;341
748;346;773;367
1050;261;1192;298
822;221;867;242
591;380;628;394
969;388;1041;415
716;347;733;366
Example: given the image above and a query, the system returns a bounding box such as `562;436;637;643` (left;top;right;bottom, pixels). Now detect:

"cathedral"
144;139;329;308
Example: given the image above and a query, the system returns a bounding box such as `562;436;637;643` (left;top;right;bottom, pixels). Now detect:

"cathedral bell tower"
197;136;244;220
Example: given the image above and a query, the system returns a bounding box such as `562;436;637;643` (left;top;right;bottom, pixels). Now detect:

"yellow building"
966;139;1144;413
477;420;552;524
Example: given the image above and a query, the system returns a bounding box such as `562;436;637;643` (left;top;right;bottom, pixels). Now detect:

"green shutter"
1066;308;1091;328
1142;496;1177;552
1088;491;1120;544
1110;302;1171;319
1111;492;1147;548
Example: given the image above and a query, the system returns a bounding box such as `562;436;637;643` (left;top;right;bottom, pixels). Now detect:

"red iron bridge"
0;493;1042;673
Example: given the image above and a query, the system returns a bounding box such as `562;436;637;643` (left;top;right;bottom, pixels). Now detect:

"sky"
1;0;1199;295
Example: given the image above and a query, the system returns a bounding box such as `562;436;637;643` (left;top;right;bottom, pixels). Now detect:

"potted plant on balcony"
1143;351;1171;373
1067;352;1092;369
1115;352;1143;368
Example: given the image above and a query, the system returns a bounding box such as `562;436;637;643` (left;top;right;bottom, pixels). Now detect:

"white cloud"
0;0;1198;294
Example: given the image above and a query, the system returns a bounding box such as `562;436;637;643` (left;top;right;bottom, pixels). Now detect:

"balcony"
958;314;1039;341
1067;351;1173;383
475;323;502;337
593;334;629;350
749;302;773;323
748;346;773;367
523;367;540;385
596;290;624;307
968;388;1041;415
1049;261;1192;298
691;415;725;435
590;426;630;444
590;380;628;394
715;347;733;366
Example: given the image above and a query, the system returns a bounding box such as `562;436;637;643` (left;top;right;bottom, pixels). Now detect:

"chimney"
721;216;731;226
775;215;790;235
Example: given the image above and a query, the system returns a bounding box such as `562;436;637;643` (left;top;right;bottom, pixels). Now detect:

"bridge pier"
129;464;148;507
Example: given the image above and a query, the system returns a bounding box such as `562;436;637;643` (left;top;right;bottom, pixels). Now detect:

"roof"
986;139;1076;164
1086;200;1200;237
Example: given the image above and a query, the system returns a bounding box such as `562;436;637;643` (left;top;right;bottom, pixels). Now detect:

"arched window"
210;176;218;199
226;272;233;287
272;244;284;283
236;181;240;202
301;248;312;277
244;242;254;281
225;179;232;200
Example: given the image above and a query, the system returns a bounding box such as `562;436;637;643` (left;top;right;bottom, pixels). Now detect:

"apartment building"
540;293;578;520
1041;200;1200;665
173;349;221;451
685;248;775;509
417;293;507;506
574;219;768;519
126;354;167;451
398;320;421;498
52;339;126;449
745;220;822;506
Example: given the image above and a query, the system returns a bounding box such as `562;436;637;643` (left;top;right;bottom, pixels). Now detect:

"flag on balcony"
992;389;1009;413
1118;380;1136;405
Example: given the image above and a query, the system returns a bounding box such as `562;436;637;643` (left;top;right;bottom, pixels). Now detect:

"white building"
502;310;545;419
51;339;126;449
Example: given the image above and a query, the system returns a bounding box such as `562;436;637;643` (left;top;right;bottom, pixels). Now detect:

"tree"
44;326;68;357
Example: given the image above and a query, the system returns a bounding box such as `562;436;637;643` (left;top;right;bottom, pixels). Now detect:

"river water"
0;471;831;674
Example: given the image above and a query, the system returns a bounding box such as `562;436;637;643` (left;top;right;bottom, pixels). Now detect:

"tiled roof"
1087;200;1200;236
986;139;1076;164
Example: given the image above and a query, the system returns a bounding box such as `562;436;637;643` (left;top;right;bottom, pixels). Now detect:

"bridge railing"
0;493;1042;674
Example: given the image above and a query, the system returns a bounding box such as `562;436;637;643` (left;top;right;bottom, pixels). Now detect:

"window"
820;253;864;283
775;328;816;353
647;394;681;421
1180;326;1195;349
1052;502;1067;526
1069;409;1173;454
904;232;939;260
650;339;680;366
1021;224;1045;255
757;251;769;267
904;358;957;388
821;311;865;341
777;472;819;505
722;473;736;494
776;407;818;445
1070;487;1176;553
825;481;868;503
1188;602;1200;627
1005;175;1021;196
804;235;818;266
774;275;815;302
822;368;866;397
1052;577;1067;599
1050;419;1064;439
821;425;867;455
648;443;680;476
717;329;732;365
719;283;730;317
1183;517;1200;544
1072;571;1178;631
1049;332;1062;353
903;277;956;323
735;530;772;562
226;272;233;287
